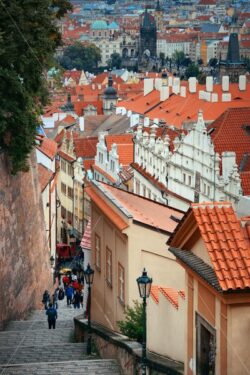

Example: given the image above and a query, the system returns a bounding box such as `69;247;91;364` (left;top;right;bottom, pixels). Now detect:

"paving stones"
0;299;121;374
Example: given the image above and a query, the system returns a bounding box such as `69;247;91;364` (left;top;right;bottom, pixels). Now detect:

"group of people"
42;271;85;329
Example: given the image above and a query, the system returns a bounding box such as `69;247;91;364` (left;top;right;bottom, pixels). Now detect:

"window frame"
106;247;112;287
118;262;125;304
95;234;101;271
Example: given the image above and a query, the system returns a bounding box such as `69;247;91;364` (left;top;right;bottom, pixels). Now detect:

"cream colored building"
169;201;250;375
86;179;186;363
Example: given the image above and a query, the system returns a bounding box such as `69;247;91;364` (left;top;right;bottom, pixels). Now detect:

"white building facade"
133;110;242;211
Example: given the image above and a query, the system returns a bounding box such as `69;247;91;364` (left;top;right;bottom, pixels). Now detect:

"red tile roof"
192;202;250;291
96;182;184;233
92;164;116;184
103;134;134;166
85;185;128;231
208;107;250;172
58;150;75;162
74;137;98;158
240;172;250;195
150;285;184;309
36;137;57;160
83;159;95;171
80;219;91;250
38;164;54;192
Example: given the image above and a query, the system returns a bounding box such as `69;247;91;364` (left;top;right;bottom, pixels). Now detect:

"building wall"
227;304;250;375
91;203;128;331
0;152;52;328
148;288;186;362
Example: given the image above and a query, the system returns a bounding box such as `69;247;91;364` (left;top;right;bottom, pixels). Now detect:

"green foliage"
172;50;186;69
117;300;143;343
108;52;122;69
185;64;200;79
59;42;101;71
0;0;72;173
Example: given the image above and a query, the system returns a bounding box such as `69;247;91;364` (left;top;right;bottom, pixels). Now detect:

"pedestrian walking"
62;274;70;288
52;288;59;309
58;287;65;301
65;284;74;306
72;290;81;309
46;303;58;329
42;290;50;310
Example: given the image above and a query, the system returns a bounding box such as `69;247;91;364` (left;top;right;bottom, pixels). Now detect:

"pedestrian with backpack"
46;303;58;329
42;290;50;310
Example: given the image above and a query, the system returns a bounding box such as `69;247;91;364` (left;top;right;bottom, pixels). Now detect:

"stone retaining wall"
0;152;53;329
74;317;184;375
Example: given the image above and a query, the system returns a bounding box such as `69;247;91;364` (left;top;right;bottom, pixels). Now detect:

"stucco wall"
228;304;250;375
0;153;53;328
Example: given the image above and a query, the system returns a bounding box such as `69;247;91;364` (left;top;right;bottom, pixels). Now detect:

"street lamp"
136;268;153;375
84;263;95;355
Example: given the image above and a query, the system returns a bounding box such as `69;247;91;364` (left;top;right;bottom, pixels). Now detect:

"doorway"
196;313;216;375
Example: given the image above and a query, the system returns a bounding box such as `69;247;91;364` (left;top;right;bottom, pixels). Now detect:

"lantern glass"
84;263;94;285
136;268;152;298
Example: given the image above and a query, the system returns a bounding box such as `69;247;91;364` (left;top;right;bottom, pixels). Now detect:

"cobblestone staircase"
0;301;121;375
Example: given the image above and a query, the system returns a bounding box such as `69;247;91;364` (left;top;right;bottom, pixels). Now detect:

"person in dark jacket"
65;284;74;306
58;287;65;301
46;303;58;329
42;290;50;310
72;290;81;309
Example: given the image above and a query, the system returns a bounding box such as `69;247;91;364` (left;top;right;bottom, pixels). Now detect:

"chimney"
222;76;229;92
155;78;162;90
172;77;180;94
211;93;218;102
98;84;102;90
168;76;173;86
92;84;95;90
79;116;84;132
188;77;197;93
239;75;246;91
206;76;213;92
144;78;154;96
180;86;186;97
144;117;150;127
222;151;236;181
222;93;231;102
199;90;206;100
160;86;169;101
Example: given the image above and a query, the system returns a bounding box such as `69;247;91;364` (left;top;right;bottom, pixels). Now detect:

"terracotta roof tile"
74;137;98;158
38;164;54;192
58;150;75;162
80;219;91;250
150;285;159;304
92;164;116;183
105;134;134;166
95;182;184;233
85;185;128;231
240;172;250;195
192;202;250;291
159;287;179;309
36;137;57;160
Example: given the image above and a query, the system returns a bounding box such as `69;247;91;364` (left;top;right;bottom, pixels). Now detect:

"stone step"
27;308;83;321
0;328;75;347
0;359;121;375
0;343;89;365
4;320;74;331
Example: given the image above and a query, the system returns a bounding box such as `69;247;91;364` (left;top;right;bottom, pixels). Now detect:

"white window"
95;234;101;271
106;247;112;286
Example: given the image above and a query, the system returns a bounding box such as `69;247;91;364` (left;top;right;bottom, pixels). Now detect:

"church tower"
219;8;246;83
102;73;118;115
154;0;163;32
139;7;157;61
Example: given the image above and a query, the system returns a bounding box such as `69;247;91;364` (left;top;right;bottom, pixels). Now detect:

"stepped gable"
192;202;250;291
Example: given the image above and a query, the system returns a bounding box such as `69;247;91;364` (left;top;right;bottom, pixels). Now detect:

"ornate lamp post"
137;268;152;375
84;263;94;355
